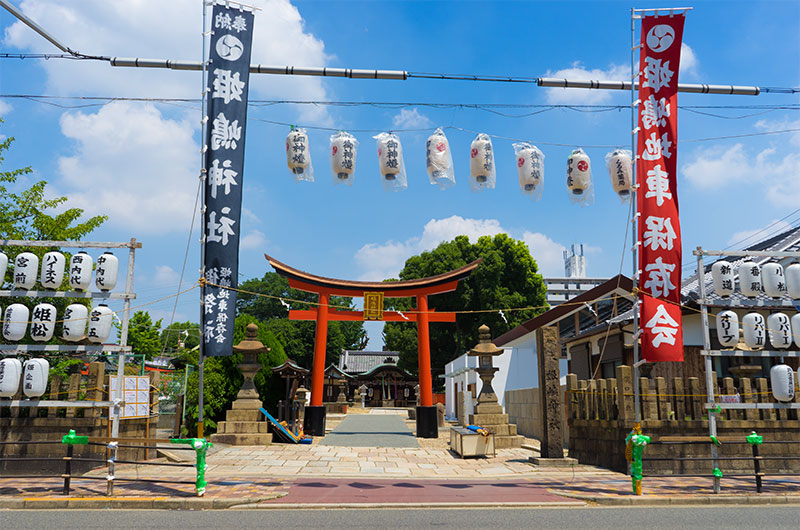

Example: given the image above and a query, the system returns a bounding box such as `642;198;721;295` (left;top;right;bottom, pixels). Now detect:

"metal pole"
197;0;209;440
696;247;721;494
630;7;642;423
112;238;137;440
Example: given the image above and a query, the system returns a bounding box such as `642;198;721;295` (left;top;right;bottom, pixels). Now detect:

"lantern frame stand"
694;246;800;494
0;238;141;441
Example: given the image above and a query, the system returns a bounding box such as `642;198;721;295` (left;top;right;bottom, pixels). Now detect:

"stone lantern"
209;323;272;446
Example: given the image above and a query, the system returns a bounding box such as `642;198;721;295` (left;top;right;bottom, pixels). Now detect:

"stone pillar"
537;326;565;459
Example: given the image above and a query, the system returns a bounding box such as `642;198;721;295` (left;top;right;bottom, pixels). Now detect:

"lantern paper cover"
286;128;314;183
40;251;66;290
741;312;766;350
784;263;800;299
374;132;408;192
791;313;800;348
767;312;792;349
95;252;119;292
770;364;795;402
22;358;49;398
14;252;38;290
605;149;633;201
330;131;358;186
715;310;739;347
69;252;93;291
30;303;56;342
738;261;762;297
62;303;89;342
761;262;786;298
513;142;544;201
0;358;23;397
0;252;7;286
88;305;113;343
426;128;455;190
566;148;594;205
3;303;30;342
469;133;496;191
711;260;735;298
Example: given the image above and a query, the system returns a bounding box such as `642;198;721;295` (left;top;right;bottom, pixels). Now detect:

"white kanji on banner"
645;302;680;347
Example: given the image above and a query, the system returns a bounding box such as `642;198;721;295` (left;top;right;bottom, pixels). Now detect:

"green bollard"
625;424;651;495
171;438;213;496
61;429;89;445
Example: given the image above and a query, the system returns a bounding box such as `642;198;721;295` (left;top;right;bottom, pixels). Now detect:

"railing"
0;430;211;496
636;432;800;494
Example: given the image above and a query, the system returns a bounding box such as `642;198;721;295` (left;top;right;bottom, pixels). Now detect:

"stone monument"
210;324;272;446
467;324;523;448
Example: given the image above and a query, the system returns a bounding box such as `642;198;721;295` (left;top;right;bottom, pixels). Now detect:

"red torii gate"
265;254;482;437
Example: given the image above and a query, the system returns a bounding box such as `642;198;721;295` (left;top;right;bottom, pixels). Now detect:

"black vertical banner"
203;4;254;356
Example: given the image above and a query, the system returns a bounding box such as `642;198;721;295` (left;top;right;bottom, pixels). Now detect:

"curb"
231;501;587;510
0;495;284;510
553;491;800;506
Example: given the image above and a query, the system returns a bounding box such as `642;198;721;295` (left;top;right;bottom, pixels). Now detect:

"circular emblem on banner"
216;34;244;61
646;24;676;53
577;160;589;172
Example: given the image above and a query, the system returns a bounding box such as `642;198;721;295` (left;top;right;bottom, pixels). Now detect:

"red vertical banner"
637;14;686;362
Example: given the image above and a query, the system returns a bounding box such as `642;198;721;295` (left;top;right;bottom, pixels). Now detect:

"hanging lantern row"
711;260;800;299
1;303;114;344
715;310;800;350
285;129;634;200
0;357;50;398
0;251;119;292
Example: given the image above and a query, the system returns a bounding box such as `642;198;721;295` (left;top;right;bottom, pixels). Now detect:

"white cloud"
521;232;566;276
544;62;629;104
56;101;198;233
0;100;12;115
727;220;792;248
154;265;180;286
680;43;698;77
4;0;330;122
392;108;432;130
240;229;267;250
354;215;574;280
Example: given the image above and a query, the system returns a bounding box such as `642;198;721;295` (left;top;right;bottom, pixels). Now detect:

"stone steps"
215;421;268;434
495;435;524;449
209;433;273;446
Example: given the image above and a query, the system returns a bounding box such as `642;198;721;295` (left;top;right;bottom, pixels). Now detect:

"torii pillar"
265;254;482;438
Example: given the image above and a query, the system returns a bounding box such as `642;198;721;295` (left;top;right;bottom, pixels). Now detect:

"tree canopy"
383;234;547;385
236;272;367;368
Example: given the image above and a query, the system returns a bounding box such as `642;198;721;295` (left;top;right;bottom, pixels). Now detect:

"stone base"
216;421;269;434
494;435;524;449
304;406;326;436
324;402;347;414
210;433;273;446
231;398;263;410
529;457;578;466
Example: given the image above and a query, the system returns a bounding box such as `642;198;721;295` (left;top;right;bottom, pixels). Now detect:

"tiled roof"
339;350;400;374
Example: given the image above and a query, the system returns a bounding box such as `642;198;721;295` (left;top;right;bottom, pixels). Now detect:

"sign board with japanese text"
202;4;255;356
109;376;150;419
363;292;384;320
637;14;686;362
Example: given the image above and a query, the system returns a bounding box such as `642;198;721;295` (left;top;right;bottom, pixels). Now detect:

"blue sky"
1;0;798;348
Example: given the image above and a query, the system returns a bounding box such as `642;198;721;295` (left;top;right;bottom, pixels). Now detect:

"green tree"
159;320;201;355
237;272;367;368
119;311;163;359
383;234;547;387
0;122;106;352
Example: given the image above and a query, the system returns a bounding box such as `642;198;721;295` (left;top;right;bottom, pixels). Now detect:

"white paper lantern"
426;128;455;190
711;260;735;297
762;262;786;298
738;261;762;297
784;263;800;299
286;128;313;183
39;251;66;290
742;312;766;350
514;142;545;199
606;149;633;199
792;313;800;348
330;131;358;185
767;312;792;349
715;310;739;347
374;133;407;192
69;251;93;291
469;134;496;190
22;358;49;398
13;252;38;290
88;304;113;343
30;303;56;342
62;303;89;342
566;148;592;195
3;303;29;341
0;358;23;398
770;364;795;403
95;252;119;292
0;251;8;285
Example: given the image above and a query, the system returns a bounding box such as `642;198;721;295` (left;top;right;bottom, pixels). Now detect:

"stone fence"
566;365;800;474
504;387;569;446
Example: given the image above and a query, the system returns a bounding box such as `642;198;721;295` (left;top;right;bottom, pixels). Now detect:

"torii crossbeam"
265;254;481;437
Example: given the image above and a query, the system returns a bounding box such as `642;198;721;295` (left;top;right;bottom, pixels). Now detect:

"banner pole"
197;0;209;440
630;7;641;423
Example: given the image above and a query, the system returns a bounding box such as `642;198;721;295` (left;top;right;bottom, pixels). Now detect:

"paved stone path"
320;414;419;448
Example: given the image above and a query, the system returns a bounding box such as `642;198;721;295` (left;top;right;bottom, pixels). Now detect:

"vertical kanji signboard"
203;4;255;356
637;14;686;362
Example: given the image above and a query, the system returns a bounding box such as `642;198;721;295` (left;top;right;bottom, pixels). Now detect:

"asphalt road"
320;413;419;448
3;506;799;529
